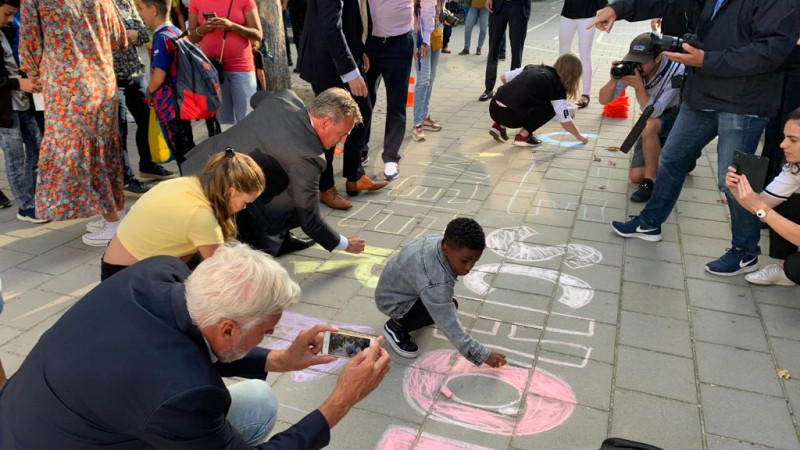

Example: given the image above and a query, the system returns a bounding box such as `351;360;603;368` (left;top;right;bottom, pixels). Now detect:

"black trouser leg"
116;86;136;184
761;47;800;184
395;298;459;332
507;2;528;71
123;75;156;171
161;118;195;168
343;94;370;182
769;194;800;260
485;10;510;92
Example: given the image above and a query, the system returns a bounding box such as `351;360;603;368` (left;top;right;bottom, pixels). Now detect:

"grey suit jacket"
182;90;341;254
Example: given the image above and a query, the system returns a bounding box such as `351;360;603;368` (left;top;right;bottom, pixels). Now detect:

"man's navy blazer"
0;256;330;449
492;0;532;18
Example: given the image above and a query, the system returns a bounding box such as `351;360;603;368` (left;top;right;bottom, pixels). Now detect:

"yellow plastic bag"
430;28;443;52
148;108;172;164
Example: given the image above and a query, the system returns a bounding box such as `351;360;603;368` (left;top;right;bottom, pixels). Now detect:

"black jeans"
364;32;414;163
118;75;156;172
312;83;369;190
761;46;800;184
100;259;129;281
395;298;459;332
485;0;528;92
769;194;800;284
489;98;553;133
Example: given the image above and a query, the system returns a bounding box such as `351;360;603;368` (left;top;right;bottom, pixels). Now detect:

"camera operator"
598;33;685;203
592;0;800;277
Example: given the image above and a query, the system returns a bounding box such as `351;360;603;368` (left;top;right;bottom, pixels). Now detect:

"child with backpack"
375;217;507;368
137;0;196;166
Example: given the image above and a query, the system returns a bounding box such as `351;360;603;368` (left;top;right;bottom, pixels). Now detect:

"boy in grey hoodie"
375;218;507;367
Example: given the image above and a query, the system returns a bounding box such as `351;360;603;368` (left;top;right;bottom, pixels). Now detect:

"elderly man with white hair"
0;243;390;449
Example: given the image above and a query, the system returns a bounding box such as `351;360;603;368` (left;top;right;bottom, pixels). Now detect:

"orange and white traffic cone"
407;75;415;107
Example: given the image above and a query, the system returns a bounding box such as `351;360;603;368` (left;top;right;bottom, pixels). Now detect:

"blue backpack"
163;29;222;120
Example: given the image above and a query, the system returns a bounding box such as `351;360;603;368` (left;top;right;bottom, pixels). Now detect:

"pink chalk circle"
404;350;576;436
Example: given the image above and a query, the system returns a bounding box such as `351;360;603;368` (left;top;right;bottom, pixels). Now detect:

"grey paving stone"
537;354;613;411
421;414;512;449
0;248;34;272
575;205;626;224
681;234;730;258
563;239;623;269
621;282;688;321
786;379;800;427
331;409;420;449
0;350;25;378
624;239;683;264
0;313;59;356
542;320;617;365
470;319;540;368
561;263;622;294
297;274;364;309
701;384;800;450
678;187;725;204
511;403;609;450
3;229;86;255
623;256;685;290
678;217;732;240
37;264;101;298
772;338;800;376
692;308;769;352
571;220;624;244
676;200;728;222
354;362;430;425
615;345;697;403
523;205;577;228
492;270;556;298
752;285;800;310
610;389;702;450
580;190;629;210
482;288;551;312
551;289;619;326
706;435;777;450
0;268;54;301
696;342;782;396
532;192;581;212
0;289;77;331
760;304;800;341
484;194;532;214
687;279;758;316
15;245;100;276
540;179;586;196
619;311;692;357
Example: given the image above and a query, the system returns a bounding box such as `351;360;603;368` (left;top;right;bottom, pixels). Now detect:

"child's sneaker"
16;208;50;224
422;116;442;131
489;122;508;141
383;319;419;358
412;125;426;141
745;263;796;286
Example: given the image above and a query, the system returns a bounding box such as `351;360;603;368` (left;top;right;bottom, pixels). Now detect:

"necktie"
360;0;369;44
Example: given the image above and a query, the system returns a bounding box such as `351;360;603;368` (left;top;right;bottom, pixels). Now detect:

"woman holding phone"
188;0;262;126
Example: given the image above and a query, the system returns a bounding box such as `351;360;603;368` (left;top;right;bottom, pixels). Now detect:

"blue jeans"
0;110;41;210
227;379;279;444
219;71;257;125
463;6;489;50
413;43;441;126
638;101;768;255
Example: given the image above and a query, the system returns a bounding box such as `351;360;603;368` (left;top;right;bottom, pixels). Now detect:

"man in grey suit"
182;88;366;257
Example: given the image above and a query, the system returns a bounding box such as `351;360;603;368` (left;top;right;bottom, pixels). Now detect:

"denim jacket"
375;234;490;366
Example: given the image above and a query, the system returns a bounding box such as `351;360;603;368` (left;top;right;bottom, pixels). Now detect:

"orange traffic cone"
602;89;630;119
407;75;415;107
334;141;344;157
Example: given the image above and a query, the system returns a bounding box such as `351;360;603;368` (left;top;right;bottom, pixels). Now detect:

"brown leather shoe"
345;175;389;196
319;187;352;210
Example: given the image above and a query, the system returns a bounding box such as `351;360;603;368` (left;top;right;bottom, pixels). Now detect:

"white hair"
185;242;300;329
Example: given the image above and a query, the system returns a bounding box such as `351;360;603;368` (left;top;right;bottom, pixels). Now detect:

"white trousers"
558;16;596;97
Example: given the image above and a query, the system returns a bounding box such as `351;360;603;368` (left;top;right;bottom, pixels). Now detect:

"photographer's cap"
622;33;659;63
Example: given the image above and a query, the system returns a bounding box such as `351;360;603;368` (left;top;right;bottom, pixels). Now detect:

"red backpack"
164;30;222;120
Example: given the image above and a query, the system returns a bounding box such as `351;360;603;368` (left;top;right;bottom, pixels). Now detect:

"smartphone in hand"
202;11;218;20
321;330;377;358
733;150;770;193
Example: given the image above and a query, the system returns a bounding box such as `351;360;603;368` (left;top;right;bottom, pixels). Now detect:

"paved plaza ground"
1;2;800;449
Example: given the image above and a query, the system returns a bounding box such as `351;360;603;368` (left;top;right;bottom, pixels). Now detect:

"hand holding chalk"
484;352;507;368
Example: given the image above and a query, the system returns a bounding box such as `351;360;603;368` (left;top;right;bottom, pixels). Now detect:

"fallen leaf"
593;156;602;162
777;368;791;380
599;185;607;190
607;160;617;166
605;146;620;152
716;198;727;204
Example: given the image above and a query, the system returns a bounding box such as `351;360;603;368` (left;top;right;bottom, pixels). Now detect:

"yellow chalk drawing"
292;246;394;288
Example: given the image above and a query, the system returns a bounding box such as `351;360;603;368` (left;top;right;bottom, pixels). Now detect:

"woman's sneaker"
86;210;125;233
489;123;509;141
82;221;120;247
383;319;420;358
16;208;50;224
422;116;442;131
514;133;542;147
412;125;426;141
745;263;796;286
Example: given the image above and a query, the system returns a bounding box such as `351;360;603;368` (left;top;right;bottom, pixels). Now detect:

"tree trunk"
256;0;291;90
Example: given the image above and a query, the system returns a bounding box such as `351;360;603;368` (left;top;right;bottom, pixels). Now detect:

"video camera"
651;33;703;53
440;9;459;27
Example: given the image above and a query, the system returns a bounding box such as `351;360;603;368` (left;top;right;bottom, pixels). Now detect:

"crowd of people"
0;0;799;447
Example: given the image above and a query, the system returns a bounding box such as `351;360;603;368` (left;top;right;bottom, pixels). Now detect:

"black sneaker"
139;164;176;180
630;178;654;203
0;189;11;208
383;320;420;358
124;179;151;196
527;134;543;146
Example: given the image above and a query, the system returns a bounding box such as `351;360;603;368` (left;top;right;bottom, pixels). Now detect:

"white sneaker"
86;210;125;232
384;162;399;181
745;263;796;286
82;221;119;247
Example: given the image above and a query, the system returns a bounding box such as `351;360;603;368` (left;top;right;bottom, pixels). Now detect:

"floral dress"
20;0;127;220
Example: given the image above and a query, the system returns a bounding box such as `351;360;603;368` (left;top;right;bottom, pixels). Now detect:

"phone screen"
323;331;375;358
202;12;217;20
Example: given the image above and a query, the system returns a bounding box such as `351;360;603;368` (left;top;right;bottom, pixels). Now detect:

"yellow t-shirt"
116;177;224;260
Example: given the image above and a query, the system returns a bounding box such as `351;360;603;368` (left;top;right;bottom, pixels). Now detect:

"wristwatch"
756;208;769;219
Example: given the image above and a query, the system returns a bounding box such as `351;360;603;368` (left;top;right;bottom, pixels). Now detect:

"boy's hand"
484;352;507;368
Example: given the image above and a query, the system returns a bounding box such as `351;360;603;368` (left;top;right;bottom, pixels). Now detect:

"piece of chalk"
440;386;453;399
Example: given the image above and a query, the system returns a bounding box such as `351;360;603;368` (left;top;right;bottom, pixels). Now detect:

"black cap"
622;33;659;63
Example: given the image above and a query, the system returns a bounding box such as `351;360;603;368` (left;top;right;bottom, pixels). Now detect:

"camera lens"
611;62;636;80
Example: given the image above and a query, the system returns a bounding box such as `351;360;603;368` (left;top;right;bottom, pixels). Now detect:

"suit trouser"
312;83;369;190
364;32;414;163
769;194;800;284
485;0;528;93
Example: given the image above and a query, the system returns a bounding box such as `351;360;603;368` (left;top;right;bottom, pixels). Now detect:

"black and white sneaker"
630;178;654;203
383;319;420;358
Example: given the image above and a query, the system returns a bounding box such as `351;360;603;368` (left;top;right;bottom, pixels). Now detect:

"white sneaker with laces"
86;210;125;233
82;221;120;247
745;263;796;286
384;162;399;181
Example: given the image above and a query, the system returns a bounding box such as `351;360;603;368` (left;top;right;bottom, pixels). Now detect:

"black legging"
489;98;555;134
769;193;800;284
395;298;459;332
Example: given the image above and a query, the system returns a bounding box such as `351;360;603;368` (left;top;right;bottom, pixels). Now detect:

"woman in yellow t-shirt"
100;150;265;280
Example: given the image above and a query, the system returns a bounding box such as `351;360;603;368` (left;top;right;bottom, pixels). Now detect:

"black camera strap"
620;61;682;154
